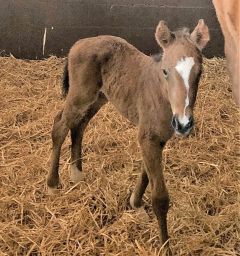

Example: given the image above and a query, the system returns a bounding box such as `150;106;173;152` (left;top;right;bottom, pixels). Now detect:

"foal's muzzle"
171;115;194;136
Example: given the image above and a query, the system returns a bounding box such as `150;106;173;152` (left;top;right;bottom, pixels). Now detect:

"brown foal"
47;20;210;247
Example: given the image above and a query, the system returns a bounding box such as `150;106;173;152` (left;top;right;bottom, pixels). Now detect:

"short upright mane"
173;27;190;38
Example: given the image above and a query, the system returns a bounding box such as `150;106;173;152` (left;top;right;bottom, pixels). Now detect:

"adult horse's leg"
138;129;169;247
130;162;149;208
70;92;107;183
213;0;240;106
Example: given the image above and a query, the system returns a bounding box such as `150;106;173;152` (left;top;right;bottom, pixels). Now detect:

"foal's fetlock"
69;164;84;183
152;196;170;215
130;192;143;209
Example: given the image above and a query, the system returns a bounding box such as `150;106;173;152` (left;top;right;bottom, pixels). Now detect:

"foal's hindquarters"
47;44;109;191
47;36;143;192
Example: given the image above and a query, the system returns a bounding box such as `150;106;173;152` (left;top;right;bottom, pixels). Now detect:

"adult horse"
47;19;209;248
213;0;240;106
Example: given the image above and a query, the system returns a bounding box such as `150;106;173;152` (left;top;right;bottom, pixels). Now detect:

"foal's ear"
190;19;210;50
155;21;174;49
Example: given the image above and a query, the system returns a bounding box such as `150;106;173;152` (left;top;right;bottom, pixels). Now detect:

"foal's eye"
162;69;168;78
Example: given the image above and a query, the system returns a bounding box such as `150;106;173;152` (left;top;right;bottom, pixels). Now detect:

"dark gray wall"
0;0;224;59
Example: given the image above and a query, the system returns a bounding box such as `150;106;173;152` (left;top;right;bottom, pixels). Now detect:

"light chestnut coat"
47;20;209;250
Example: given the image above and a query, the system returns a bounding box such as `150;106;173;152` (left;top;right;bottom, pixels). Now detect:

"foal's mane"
174;27;191;38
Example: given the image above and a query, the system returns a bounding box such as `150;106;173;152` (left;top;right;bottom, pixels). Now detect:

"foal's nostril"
172;115;181;130
171;116;177;129
186;116;194;129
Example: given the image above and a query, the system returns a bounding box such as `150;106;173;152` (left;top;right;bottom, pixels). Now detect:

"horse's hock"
0;0;223;59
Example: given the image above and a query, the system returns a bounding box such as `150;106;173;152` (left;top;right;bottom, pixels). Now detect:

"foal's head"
155;19;210;136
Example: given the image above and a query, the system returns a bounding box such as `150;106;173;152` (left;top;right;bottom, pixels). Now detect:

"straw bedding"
0;56;239;256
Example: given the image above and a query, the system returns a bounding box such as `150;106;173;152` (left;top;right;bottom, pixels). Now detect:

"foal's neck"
144;56;169;101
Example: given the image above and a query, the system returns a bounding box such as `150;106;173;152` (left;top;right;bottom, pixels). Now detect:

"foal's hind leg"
47;110;69;192
47;98;102;192
47;58;104;192
70;93;107;183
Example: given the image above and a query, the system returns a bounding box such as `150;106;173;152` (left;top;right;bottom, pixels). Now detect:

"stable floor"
0;57;239;255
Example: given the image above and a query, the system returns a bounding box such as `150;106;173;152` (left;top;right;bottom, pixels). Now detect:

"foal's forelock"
175;57;195;124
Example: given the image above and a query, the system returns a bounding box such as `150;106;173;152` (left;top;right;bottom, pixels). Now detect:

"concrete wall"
0;0;224;59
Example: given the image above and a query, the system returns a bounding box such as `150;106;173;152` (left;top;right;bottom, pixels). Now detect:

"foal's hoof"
130;192;142;209
47;186;60;195
46;176;61;195
70;164;84;184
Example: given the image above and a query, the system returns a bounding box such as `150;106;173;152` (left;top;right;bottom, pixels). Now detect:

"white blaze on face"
175;57;195;125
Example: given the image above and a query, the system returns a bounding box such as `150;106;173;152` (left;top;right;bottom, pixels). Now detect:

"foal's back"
68;35;145;67
67;35;152;125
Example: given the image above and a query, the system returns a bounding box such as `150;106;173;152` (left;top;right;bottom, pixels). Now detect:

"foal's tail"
62;61;69;98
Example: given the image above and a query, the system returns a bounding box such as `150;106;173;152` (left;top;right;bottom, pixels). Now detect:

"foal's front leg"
130;162;149;208
138;131;169;246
